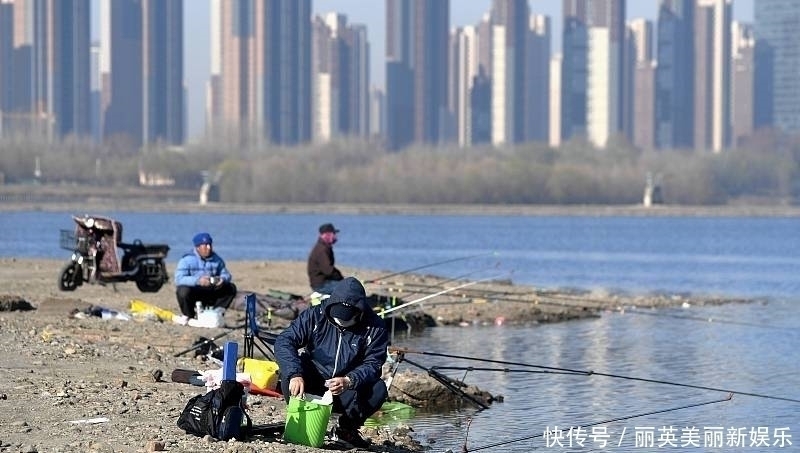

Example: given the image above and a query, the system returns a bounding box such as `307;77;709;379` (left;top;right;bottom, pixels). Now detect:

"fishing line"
611;307;794;330
390;347;800;403
463;393;733;452
430;365;589;377
362;252;496;284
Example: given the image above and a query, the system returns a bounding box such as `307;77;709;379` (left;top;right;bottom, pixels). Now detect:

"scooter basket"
60;229;89;254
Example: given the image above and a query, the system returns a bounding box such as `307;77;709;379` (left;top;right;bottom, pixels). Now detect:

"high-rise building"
0;0;13;136
731;21;755;145
549;53;562;147
312;13;370;143
491;0;529;146
451;25;480;147
385;0;449;150
625;18;655;149
526;14;551;144
585;0;626;148
470;68;492;145
655;0;695;150
206;0;222;136
562;0;626;145
349;24;370;139
369;86;385;139
755;0;800;132
212;0;311;145
6;0;90;139
694;0;731;153
90;42;101;142
102;0;183;148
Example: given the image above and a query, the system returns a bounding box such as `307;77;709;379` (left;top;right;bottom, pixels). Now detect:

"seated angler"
173;232;237;324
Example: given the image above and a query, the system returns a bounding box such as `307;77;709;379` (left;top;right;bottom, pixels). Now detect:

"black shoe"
333;425;370;449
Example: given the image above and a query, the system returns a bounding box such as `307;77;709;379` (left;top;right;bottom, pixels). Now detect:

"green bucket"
284;395;333;447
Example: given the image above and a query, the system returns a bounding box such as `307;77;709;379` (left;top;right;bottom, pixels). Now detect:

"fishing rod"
362;252;496;285
400;356;491;410
378;266;502;302
387;281;791;330
173;323;244;357
463;393;733;452
379;273;511;316
380;278;522;298
390;347;800;404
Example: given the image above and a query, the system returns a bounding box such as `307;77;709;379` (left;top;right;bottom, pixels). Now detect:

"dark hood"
322;276;370;318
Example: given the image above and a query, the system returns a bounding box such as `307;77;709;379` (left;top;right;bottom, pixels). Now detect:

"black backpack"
177;380;252;440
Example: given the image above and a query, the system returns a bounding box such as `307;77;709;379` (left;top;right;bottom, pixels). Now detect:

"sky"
174;0;755;141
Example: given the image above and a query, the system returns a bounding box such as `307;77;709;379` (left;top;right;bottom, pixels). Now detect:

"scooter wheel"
135;279;164;293
58;263;82;291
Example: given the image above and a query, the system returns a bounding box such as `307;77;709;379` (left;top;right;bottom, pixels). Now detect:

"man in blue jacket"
275;277;388;448
173;232;237;322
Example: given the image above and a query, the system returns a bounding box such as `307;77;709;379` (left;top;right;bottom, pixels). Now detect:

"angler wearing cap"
307;222;344;295
173;232;237;323
275;277;389;448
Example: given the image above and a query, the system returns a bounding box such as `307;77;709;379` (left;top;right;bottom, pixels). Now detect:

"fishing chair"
243;293;279;360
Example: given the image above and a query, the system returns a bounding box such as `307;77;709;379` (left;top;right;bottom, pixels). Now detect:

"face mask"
333;316;358;328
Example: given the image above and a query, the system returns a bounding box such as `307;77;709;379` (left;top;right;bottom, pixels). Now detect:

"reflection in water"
391;301;800;452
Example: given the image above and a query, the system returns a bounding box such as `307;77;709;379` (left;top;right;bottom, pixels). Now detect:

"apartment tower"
385;0;449;149
0;0;12;135
626;18;655;149
312;14;370;142
102;0;184;147
755;0;800;132
655;0;695;150
560;0;626;147
527;14;551;143
213;0;311;145
491;0;529;146
694;0;731;152
7;0;90;139
731;21;755;145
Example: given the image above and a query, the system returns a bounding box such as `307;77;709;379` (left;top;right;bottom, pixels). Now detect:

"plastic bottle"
195;301;203;318
100;309;130;321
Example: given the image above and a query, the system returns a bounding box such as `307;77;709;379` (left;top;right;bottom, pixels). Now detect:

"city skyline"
4;0;768;149
173;0;753;140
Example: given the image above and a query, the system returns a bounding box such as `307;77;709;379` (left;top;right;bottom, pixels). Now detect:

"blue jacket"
275;277;388;390
173;249;232;287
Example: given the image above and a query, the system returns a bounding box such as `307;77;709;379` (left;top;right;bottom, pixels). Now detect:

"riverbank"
5;200;800;217
0;258;758;453
1;183;799;218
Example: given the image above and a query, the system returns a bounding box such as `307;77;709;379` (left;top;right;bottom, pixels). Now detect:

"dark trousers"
280;356;388;429
176;282;238;317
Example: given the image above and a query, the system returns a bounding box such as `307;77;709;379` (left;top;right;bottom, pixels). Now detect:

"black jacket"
274;277;388;390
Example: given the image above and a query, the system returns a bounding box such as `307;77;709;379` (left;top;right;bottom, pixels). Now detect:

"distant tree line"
1;130;798;205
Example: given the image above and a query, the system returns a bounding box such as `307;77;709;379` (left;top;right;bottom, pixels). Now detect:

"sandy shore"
0;258;756;453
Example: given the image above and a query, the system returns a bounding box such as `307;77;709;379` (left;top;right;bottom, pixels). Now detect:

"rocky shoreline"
0;258;758;453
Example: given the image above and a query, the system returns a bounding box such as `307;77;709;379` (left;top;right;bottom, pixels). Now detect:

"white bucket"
188;308;224;328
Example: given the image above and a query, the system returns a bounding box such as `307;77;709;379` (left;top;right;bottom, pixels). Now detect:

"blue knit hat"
193;232;213;246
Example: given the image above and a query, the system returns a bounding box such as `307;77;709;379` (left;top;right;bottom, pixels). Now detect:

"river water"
1;210;798;451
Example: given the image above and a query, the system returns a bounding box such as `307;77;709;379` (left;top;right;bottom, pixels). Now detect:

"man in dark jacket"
306;223;344;294
275;277;388;448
